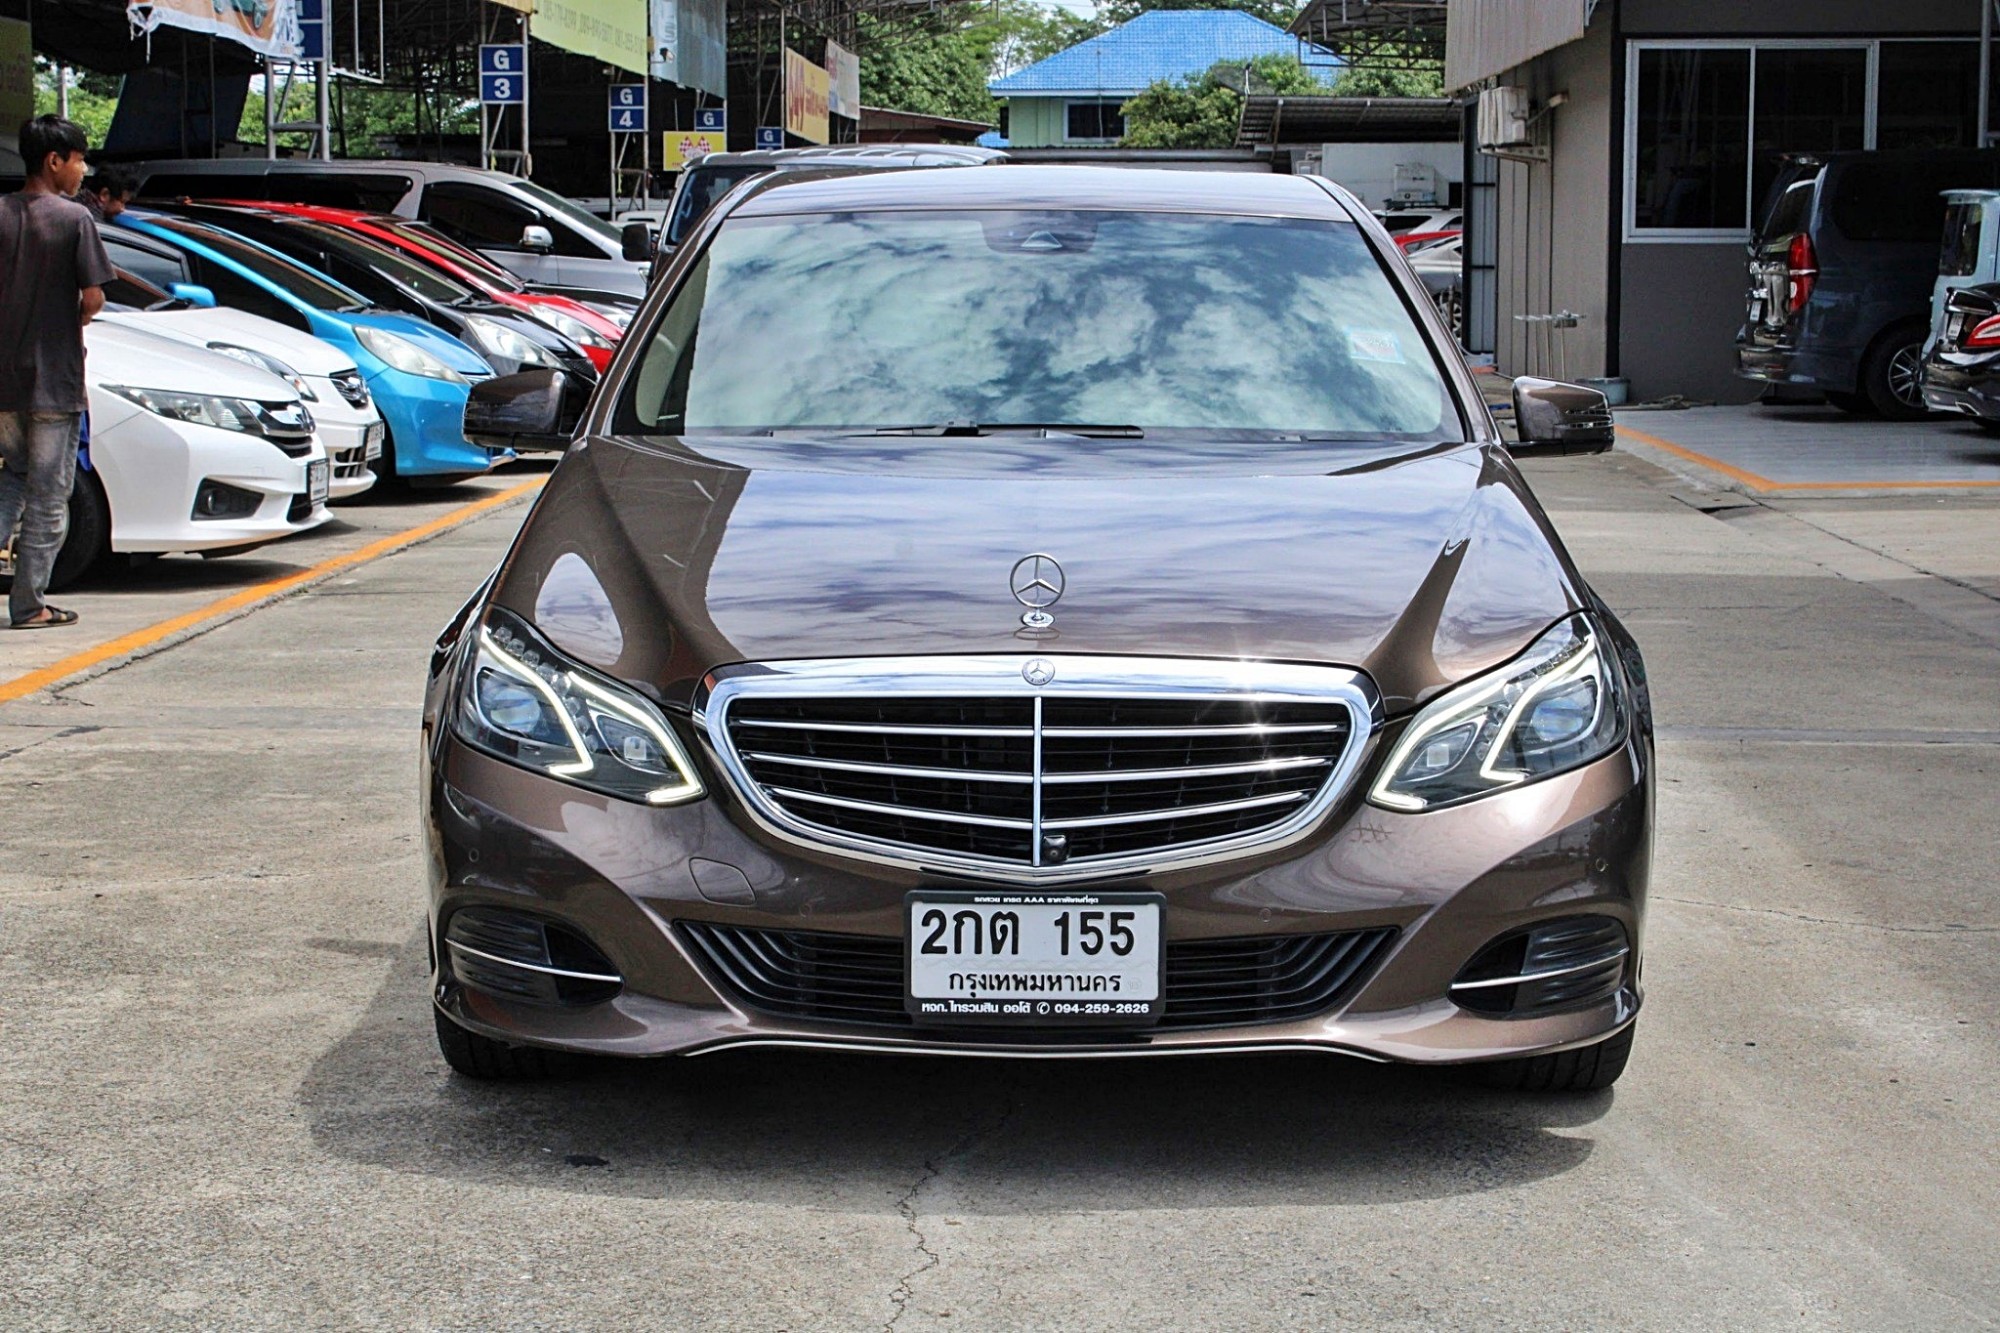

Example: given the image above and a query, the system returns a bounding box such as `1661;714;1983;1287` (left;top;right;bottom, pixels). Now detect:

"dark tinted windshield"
284;219;478;303
1832;158;2000;242
625;210;1452;438
1941;202;1988;276
148;217;365;311
665;165;765;245
380;219;527;291
1759;175;1819;241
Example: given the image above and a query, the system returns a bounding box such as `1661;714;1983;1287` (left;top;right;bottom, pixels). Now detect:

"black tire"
1859;324;1934;420
1823;389;1874;415
1973;417;2000;435
433;1005;565;1080
1463;1023;1635;1093
46;468;111;592
369;423;406;488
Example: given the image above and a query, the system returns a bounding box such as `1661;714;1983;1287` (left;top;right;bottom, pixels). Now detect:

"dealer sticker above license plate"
308;459;330;506
906;891;1164;1026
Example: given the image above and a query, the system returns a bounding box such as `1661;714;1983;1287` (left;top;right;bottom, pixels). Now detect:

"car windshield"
665;165;765;245
382;219;527;291
515;179;621;244
150;217;366;311
284;219;480;304
624;209;1454;439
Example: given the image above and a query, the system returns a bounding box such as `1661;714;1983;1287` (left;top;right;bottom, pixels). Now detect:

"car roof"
690;144;1005;171
729;165;1354;220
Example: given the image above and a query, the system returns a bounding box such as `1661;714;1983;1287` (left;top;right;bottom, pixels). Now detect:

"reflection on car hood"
344;310;493;376
98;307;358;377
84;320;305;402
490;434;1585;713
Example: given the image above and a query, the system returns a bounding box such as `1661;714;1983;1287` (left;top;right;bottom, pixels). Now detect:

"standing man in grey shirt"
0;115;113;629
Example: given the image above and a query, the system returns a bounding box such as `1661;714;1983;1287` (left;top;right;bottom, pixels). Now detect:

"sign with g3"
479;44;526;104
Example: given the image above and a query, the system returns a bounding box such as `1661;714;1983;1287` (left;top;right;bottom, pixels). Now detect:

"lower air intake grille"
676;922;1396;1031
1450;915;1630;1018
445;906;622;1007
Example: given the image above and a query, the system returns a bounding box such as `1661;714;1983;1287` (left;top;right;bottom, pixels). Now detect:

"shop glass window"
1633;48;1750;231
1066;102;1125;141
1877;41;1986;151
1750;48;1866;213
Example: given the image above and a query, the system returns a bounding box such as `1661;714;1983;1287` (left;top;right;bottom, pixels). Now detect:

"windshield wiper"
861;421;1145;439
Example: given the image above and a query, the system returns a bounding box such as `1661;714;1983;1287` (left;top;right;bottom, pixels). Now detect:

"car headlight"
582;300;633;331
453;605;704;806
207;343;316;400
355;325;469;383
463;313;562;369
104;385;313;437
532;307;614;350
1369;615;1629;812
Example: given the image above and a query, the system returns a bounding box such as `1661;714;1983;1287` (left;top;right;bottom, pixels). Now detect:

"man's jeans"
0;411;81;623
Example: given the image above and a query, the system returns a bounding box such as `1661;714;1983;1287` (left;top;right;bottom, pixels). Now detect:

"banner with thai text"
534;0;647;76
126;0;303;59
783;48;828;145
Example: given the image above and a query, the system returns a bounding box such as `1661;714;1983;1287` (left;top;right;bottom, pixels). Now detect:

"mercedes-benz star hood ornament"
1010;553;1065;630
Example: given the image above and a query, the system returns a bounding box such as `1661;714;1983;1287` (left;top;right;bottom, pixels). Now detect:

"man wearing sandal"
0;115;113;630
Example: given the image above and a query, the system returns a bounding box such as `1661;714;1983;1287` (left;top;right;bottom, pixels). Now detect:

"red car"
215;201;627;372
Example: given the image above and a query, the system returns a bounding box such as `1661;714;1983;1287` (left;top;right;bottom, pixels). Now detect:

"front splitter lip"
435;981;1641;1068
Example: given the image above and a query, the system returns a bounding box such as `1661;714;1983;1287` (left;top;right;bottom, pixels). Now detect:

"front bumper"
301;382;382;499
424;722;1650;1067
369;367;501;479
93;411;331;554
1736;332;1860;393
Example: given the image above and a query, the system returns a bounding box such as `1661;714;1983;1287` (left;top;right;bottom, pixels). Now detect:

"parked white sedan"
98;295;382;502
42;322;333;588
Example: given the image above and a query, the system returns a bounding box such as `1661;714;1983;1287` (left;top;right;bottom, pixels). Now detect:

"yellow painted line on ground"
0;477;544;706
1617;422;2000;493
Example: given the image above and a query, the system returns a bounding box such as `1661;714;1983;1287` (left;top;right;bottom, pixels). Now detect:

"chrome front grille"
698;657;1376;880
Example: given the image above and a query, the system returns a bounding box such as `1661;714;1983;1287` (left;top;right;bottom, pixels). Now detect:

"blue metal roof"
990;10;1338;97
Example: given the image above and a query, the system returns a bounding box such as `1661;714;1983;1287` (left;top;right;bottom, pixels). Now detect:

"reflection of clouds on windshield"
681;214;1447;435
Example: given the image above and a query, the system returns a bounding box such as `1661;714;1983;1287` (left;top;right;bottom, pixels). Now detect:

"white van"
124;158;653;297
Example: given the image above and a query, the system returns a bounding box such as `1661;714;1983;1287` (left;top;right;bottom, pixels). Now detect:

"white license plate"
364;423;385;460
308;459;329;506
906;891;1163;1026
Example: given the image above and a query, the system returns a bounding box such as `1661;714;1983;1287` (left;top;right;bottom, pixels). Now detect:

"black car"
148;202;599;386
1919;283;2000;429
1737;149;2000;419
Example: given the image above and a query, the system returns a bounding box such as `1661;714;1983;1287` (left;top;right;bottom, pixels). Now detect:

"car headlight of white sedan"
103;385;314;438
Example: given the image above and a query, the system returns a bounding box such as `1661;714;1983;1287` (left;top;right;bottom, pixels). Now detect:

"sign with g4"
479;45;526;104
609;84;647;132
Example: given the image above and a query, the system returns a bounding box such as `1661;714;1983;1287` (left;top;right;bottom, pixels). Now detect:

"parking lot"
2;430;1995;1329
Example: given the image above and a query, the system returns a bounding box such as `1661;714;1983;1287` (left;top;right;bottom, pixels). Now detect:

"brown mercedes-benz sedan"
426;166;1651;1091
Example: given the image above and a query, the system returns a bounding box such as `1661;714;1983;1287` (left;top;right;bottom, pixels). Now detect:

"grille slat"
720;681;1358;873
678;922;1396;1031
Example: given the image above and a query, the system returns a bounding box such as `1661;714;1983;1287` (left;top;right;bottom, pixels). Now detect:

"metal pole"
520;10;532;177
1983;0;1993;148
57;65;70;119
265;58;279;159
316;59;331;160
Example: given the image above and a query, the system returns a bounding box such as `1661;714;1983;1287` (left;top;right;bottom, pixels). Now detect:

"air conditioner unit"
1477;86;1534;152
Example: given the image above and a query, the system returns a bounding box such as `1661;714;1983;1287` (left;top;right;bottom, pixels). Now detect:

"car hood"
490;435;1586;714
343;310;492;377
84;320;305;401
98;307;358;377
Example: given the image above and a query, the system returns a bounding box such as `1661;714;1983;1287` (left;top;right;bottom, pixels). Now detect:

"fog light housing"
191;480;263;521
443;906;622;1007
1449;915;1630;1018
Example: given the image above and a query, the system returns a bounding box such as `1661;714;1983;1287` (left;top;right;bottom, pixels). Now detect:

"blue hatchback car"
111;210;503;482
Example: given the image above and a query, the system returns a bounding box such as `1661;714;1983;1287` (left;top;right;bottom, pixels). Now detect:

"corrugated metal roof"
990;10;1340;97
1444;0;1589;91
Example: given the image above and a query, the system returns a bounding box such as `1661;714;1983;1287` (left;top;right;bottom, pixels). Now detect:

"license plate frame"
905;890;1165;1027
1948;312;1967;348
363;423;385;461
307;459;330;506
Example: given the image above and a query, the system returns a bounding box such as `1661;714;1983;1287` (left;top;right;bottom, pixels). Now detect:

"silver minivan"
125;158;653;297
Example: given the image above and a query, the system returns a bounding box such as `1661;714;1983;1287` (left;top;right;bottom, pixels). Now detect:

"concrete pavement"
1;444;1996;1329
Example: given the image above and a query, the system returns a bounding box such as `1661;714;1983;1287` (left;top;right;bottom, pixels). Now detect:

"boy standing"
0;115;114;628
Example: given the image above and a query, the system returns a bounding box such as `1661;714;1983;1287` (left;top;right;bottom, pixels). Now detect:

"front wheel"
433;1006;567;1080
47;468;111;592
1462;1023;1635;1093
1860;327;1934;421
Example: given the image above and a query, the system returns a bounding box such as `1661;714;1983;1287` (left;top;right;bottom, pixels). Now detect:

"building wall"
1005;98;1065;148
1490;17;1614;384
1620;0;1970;37
1619;244;1755;402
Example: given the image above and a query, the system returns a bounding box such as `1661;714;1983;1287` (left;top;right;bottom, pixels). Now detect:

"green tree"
33;60;119;146
856;12;999;123
1119;54;1324;148
1331;45;1444;97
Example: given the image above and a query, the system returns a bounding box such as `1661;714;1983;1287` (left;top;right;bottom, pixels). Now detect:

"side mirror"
520;224;555;253
464;368;571;450
169;282;218;308
1508;376;1615;457
620;220;654;262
